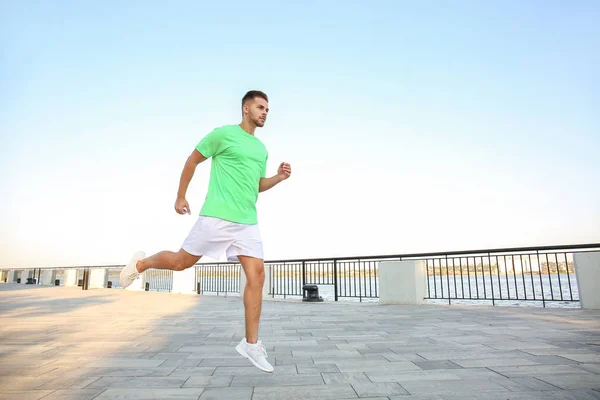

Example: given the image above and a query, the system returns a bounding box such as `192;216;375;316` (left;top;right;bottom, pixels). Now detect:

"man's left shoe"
235;338;274;373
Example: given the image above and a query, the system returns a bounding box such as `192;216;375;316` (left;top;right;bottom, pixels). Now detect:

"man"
119;90;291;373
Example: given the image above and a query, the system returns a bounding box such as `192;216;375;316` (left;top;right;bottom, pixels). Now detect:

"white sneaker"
235;338;274;373
120;251;145;288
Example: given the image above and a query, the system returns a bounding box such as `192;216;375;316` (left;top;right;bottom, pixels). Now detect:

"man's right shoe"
119;251;145;288
235;338;274;373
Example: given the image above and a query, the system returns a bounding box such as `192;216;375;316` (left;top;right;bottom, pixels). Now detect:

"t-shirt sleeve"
195;127;224;158
261;153;268;178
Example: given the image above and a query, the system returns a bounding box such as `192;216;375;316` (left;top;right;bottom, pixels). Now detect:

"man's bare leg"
120;248;201;288
137;249;201;273
238;255;265;344
234;255;273;372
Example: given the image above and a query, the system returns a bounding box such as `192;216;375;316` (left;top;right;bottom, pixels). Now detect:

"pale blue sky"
1;1;599;268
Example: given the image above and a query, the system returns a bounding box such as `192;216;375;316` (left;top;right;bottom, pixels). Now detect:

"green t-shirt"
196;124;268;225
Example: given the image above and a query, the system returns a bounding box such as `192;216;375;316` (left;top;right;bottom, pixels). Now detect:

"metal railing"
415;246;587;307
195;263;240;295
2;243;598;307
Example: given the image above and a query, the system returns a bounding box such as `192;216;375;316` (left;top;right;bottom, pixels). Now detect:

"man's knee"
173;250;199;271
172;261;188;271
246;268;265;288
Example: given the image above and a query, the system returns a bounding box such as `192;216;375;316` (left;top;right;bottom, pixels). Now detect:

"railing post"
82;268;89;290
333;259;338;301
302;261;306;288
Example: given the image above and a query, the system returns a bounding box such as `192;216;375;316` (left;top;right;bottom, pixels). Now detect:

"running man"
119;90;291;373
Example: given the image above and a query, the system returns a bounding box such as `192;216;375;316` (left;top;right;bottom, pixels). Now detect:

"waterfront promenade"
0;284;599;400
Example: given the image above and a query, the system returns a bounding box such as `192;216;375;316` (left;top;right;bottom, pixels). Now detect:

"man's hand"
175;197;191;215
259;162;292;193
277;162;292;180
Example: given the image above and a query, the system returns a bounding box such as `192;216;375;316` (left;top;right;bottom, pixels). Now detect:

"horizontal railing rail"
1;243;598;307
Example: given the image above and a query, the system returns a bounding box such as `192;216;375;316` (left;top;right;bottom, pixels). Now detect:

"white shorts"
181;216;264;262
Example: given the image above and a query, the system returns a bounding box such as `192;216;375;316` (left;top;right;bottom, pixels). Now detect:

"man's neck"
239;120;256;135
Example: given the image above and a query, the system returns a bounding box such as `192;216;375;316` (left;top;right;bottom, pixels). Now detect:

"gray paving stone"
156;358;200;368
321;372;372;385
401;378;511;395
335;360;421;373
535;374;600;390
79;367;178;377
231;373;323;387
41;389;107;400
167;366;216;376
489;364;594;377
453;357;541;368
274;356;314;366
351;382;409;396
366;370;462;383
82;358;167;368
213;365;297;375
575;363;600;374
524;355;580;365
297;364;339;374
198;357;253;367
413;360;463;370
382;353;427;362
492;376;561;392
0;391;55;400
198;387;253;400
95;388;205;399
252;384;358;399
88;376;188;388
183;374;234;387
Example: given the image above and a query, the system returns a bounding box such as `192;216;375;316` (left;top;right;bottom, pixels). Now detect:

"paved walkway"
0;284;599;400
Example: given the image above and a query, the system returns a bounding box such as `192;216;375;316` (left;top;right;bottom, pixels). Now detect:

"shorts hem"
181;244;223;260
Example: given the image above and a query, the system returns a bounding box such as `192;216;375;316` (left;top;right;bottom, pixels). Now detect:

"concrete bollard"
574;251;600;310
88;268;108;289
171;267;196;294
378;260;427;305
65;269;79;286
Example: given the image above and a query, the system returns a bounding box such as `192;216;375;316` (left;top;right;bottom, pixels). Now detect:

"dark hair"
242;90;268;106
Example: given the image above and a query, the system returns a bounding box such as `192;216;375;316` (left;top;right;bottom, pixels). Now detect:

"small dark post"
107;281;112;288
145;282;150;291
302;284;323;302
333;259;338;302
197;282;201;294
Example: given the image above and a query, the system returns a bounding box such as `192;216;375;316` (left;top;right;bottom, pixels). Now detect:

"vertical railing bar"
520;255;527;300
487;254;494;305
452;257;457;301
426;260;431;298
565;253;573;301
537;251;546;307
445;255;451;304
545;253;554;301
333;259;338;301
495;255;501;300
528;254;535;300
511;255;518;300
555;253;563;301
481;256;488;301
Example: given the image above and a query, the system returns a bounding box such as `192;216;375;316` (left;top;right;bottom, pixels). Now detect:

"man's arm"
259;162;291;193
259;175;284;192
175;149;208;214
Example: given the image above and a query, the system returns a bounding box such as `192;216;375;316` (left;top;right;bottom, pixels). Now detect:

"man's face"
245;97;269;127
